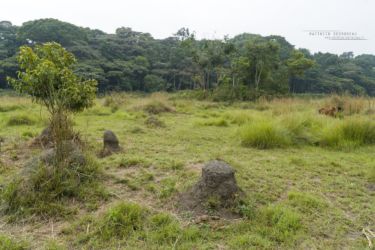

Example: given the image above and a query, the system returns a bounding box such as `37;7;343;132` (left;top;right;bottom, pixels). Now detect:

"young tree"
8;42;97;161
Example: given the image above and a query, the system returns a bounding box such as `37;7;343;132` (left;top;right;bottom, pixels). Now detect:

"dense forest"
1;18;375;99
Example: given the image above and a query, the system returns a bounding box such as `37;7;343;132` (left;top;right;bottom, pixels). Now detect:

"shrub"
7;115;36;126
239;121;291;149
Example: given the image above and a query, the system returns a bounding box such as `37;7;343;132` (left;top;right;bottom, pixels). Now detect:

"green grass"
65;202;204;249
198;117;229;127
286;191;327;213
0;105;23;113
7;114;36;126
118;156;150;168
0;94;373;249
0;234;28;250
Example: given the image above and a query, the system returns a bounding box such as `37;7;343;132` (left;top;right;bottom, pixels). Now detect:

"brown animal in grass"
318;106;343;117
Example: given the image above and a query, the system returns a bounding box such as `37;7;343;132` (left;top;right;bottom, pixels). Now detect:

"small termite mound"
99;130;121;157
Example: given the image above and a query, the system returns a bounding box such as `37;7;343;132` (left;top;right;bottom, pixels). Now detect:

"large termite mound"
179;160;242;217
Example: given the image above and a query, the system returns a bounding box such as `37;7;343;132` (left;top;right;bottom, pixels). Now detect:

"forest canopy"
1;19;375;98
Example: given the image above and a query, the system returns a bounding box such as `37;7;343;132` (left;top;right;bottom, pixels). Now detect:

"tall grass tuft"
98;203;146;240
223;110;254;125
320;118;375;148
280;114;322;145
239;120;292;149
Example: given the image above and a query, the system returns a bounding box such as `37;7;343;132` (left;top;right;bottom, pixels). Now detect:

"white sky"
2;0;374;55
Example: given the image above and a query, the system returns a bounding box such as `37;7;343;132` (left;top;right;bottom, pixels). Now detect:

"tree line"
1;19;375;99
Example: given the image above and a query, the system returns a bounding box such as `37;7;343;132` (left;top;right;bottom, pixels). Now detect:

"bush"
7;115;36;126
239;121;291;149
320;118;375;148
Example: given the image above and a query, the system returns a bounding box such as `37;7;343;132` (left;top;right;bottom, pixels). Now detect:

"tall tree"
286;50;315;93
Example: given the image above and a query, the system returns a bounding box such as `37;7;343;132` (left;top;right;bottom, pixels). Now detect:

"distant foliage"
1;19;375;97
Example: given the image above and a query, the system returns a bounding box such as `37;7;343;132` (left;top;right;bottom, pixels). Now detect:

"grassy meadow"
0;92;374;249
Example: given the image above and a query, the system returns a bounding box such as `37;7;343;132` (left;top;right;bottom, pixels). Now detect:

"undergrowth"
1;154;106;220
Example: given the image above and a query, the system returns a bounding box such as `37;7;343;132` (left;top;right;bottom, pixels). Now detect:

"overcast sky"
2;0;374;55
